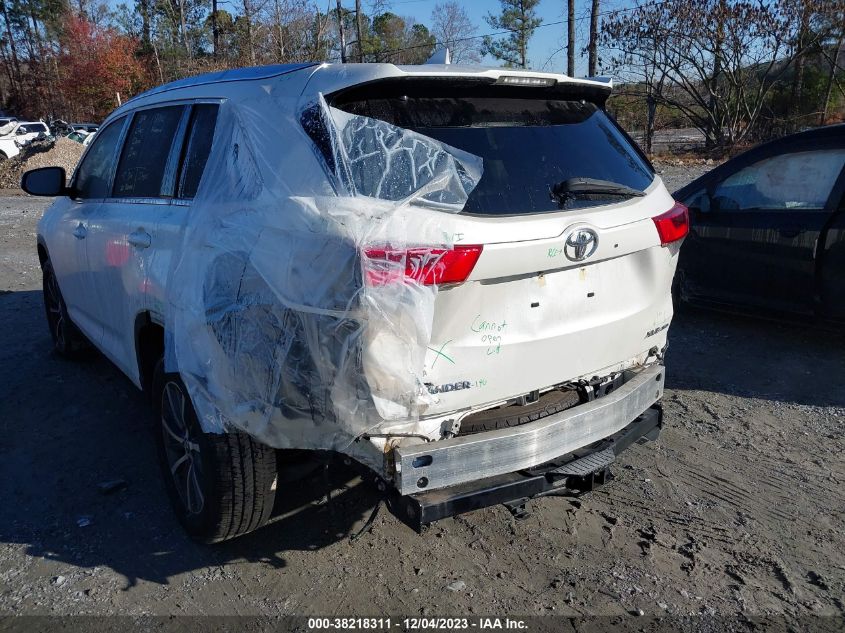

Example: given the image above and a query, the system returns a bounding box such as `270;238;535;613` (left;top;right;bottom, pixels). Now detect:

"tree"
0;0;450;121
482;0;541;68
361;12;434;64
820;21;845;124
334;0;345;61
58;15;146;120
601;0;844;150
430;1;480;64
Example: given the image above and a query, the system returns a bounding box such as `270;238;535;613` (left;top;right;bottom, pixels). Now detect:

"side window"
113;106;185;198
178;104;219;199
712;149;845;212
73;117;127;200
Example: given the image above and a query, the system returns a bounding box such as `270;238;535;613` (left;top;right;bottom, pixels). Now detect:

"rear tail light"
363;245;483;286
652;202;689;245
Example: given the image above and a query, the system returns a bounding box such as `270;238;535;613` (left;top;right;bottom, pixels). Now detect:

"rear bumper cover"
394;363;664;495
389;404;663;532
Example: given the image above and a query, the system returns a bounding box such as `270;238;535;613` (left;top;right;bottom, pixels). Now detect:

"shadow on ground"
0;290;380;588
1;288;843;590
665;305;845;407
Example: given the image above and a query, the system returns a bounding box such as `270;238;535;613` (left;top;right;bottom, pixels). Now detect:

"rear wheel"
152;360;277;543
42;260;89;356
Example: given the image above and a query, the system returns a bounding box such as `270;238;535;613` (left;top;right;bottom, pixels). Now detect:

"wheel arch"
135;311;165;395
36;240;49;267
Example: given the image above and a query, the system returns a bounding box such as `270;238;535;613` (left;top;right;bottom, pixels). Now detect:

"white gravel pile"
0;137;85;189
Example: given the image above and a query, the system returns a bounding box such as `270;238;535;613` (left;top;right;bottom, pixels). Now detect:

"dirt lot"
1;184;844;627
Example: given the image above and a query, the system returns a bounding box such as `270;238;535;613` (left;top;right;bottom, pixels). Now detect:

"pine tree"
481;0;541;68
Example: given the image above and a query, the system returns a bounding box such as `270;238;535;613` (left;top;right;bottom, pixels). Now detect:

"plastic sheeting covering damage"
166;86;482;453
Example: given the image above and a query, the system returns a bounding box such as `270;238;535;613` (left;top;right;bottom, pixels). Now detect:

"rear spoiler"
328;75;613;109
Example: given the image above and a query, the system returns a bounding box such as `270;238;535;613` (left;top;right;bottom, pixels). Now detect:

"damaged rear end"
316;71;686;521
172;65;686;531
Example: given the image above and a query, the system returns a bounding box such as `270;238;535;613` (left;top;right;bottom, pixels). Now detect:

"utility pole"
336;0;347;62
355;0;363;62
212;0;219;57
567;0;575;76
588;0;599;75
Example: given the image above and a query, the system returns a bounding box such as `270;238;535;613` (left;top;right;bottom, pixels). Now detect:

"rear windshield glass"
333;97;653;215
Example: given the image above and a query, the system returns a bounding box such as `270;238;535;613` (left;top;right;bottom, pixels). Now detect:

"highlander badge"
427;381;472;395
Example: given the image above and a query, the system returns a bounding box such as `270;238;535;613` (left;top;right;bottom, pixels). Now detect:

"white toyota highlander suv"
24;62;687;542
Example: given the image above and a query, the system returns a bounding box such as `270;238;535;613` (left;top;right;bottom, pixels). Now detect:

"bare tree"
1;0;23;97
602;0;842;149
430;1;480;64
334;0;346;62
819;4;845;124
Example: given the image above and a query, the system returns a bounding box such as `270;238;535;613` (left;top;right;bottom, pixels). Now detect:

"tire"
42;260;90;356
152;359;277;543
459;388;581;435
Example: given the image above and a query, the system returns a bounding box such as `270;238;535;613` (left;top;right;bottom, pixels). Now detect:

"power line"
326;0;671;64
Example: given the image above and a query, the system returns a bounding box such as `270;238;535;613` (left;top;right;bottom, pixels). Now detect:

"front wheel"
152;360;278;543
42;260;90;356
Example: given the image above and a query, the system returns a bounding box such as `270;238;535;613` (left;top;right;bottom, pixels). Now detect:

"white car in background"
0;120;50;159
23;62;686;542
0;117;18;135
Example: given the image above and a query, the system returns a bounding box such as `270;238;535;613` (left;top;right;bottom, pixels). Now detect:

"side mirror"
21;166;67;197
686;191;712;216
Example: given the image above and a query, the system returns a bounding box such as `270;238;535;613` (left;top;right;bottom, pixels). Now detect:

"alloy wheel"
160;381;205;516
44;271;66;349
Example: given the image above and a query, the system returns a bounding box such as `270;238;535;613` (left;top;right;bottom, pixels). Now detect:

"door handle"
72;222;86;239
779;228;801;239
128;229;152;249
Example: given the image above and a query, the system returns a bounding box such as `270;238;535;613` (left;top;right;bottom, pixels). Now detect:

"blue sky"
368;0;630;75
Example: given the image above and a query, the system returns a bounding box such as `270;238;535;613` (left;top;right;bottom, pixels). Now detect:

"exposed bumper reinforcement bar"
388;404;663;532
394;364;664;495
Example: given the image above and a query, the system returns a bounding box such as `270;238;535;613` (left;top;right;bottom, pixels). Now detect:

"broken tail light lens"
652;202;689;245
363;245;483;286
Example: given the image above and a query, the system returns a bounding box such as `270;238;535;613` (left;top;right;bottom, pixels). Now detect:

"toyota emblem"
563;228;599;262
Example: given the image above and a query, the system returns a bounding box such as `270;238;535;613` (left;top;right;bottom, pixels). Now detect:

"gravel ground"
653;161;721;194
1;182;843;628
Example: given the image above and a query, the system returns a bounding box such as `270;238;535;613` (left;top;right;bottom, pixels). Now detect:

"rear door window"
332;96;654;215
711;149;845;211
113;106;185;198
177;104;219;199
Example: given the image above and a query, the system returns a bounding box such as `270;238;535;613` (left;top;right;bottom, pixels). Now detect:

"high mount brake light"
652;202;689;245
495;75;557;87
363;245;483;286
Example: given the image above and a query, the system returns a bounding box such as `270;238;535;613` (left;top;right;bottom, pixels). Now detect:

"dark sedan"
674;124;845;323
